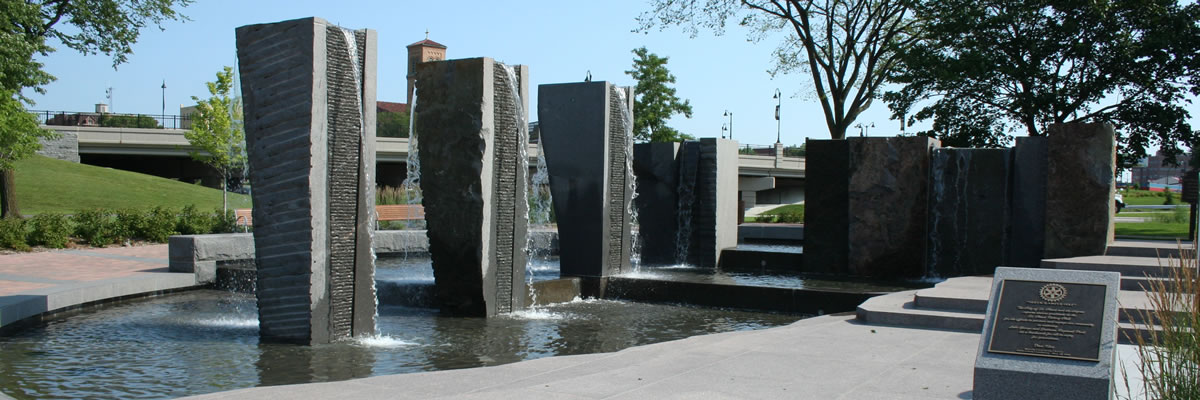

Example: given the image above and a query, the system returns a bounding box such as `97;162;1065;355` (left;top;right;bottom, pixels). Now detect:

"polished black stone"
986;279;1108;362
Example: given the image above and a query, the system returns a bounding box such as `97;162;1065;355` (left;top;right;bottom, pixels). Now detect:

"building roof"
407;39;447;49
377;101;408;114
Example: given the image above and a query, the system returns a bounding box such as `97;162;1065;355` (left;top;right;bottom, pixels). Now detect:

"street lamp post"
161;81;167;122
721;123;728;139
772;89;781;144
723;110;733;140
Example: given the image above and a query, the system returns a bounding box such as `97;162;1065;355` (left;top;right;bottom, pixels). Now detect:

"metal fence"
30;110;192;130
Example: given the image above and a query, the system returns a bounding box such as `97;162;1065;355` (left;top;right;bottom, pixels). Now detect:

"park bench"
233;204;425;227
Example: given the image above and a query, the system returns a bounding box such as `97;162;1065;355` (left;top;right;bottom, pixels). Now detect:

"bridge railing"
738;143;806;158
30;110;192;130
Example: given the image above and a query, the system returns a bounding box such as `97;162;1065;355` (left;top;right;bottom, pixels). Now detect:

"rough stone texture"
926;148;1011;277
803;139;849;275
36;131;79;162
632;142;680;266
974;267;1121;400
1009;136;1048;267
414;57;528;317
538;81;634;279
169;233;256;284
236;17;376;344
1044;123;1116;259
846;136;937;279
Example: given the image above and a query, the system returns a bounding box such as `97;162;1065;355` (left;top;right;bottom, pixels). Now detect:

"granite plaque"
973;267;1121;400
986;280;1106;361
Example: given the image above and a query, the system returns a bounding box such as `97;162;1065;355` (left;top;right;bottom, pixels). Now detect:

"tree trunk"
1;169;18;218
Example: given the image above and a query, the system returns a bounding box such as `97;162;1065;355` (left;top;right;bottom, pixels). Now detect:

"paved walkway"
0;244;199;328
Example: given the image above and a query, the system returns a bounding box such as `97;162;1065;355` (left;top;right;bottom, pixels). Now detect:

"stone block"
694;138;739;268
927;148;1011;277
36;130;79;162
803;139;849;275
236;17;377;344
1044;123;1116;259
538;81;634;278
633;142;681;265
1009;136;1048;267
974;267;1121;400
414;57;529;317
846;136;937;279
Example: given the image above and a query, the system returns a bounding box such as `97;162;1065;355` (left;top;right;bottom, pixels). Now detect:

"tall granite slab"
1009;136;1048;267
693;138;739;268
236;17;377;344
846;136;937;279
1044;123;1116;259
803;139;849;275
633;142;681;266
974;267;1121;400
414;57;529;317
537;82;635;280
927;148;1011;277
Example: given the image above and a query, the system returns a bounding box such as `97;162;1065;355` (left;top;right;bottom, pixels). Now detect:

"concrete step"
1106;239;1193;259
857;278;1177;345
1042;255;1185;278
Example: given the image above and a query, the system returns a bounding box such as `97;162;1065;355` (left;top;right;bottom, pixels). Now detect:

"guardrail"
30;110;192;130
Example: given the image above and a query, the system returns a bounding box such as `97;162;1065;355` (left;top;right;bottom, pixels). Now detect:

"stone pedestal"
805;136;936;279
414;57;529;317
537;82;635;282
927;148;1011;277
633;139;738;268
236;17;377;344
1044;123;1116;259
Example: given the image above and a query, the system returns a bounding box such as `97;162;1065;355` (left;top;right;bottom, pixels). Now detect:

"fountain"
235;17;378;344
411;57;529;317
537;81;636;296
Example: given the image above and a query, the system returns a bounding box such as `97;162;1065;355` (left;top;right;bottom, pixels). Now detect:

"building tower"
406;33;447;106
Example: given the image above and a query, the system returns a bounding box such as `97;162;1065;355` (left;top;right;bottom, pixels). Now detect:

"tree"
638;0;919;140
0;0;192;218
377;110;410;138
186;66;245;213
625;47;695;142
886;0;1200;167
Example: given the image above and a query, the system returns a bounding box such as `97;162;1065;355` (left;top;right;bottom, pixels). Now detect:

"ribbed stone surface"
415;58;527;317
605;86;631;273
236;17;376;344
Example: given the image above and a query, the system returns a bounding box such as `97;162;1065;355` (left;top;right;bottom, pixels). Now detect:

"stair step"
1106;239;1193;259
1042;255;1187;278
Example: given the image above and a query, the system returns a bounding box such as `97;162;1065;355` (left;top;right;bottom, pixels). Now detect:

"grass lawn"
13;155;251;215
1115;222;1189;239
761;204;805;215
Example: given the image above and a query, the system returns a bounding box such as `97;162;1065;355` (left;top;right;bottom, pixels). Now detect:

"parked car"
1115;193;1125;213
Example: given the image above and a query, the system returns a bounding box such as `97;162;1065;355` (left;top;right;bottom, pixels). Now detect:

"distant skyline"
23;0;1198;149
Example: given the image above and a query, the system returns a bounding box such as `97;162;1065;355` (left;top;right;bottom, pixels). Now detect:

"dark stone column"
236;17;377;344
803;139;849;276
633;142;681;266
414;57;529;317
1009;136;1048;267
693;138;739;268
537;82;634;281
846;136;937;279
926;148;1011;277
1044;122;1116;259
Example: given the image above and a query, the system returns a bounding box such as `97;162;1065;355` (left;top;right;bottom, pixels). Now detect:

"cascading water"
675;143;698;265
400;94;422;231
612;87;642;272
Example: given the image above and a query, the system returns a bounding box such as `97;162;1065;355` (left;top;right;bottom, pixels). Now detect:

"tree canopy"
638;0;918;140
626;47;695;142
886;0;1200;167
186;66;245;212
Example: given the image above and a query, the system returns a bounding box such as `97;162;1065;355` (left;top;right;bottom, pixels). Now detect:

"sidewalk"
0;244;199;329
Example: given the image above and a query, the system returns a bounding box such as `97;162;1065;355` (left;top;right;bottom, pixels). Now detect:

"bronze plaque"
986;279;1108;362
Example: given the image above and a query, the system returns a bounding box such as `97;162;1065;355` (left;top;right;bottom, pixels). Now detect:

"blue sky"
22;0;1198;149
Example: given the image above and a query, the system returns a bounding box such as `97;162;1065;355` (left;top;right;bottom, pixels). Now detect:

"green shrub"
210;208;238;234
0;218;30;251
1153;208;1190;224
98;114;162;129
777;211;804;223
1164;189;1178;205
176;205;212;235
141;207;178;242
73;208;117;247
113;209;143;241
27;213;72;248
